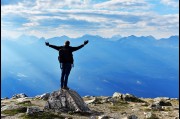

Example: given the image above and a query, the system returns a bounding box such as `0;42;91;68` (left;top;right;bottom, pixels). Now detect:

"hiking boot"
64;86;69;90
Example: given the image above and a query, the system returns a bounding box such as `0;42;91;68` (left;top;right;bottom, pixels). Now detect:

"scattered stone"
84;95;91;98
123;115;138;119
150;99;172;110
158;100;172;106
65;117;73;119
89;116;97;119
112;92;123;99
128;115;138;119
98;115;113;119
26;106;42;115
121;112;127;115
12;93;28;99
132;108;139;111
144;112;152;118
150;103;162;110
85;97;97;104
144;112;159;119
173;106;179;110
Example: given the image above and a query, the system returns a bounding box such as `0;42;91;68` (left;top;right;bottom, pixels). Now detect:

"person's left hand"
84;40;89;45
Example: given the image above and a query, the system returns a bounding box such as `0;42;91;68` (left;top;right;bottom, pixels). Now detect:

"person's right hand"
45;42;49;46
84;40;89;45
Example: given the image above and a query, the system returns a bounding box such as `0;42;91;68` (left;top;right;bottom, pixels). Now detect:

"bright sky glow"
1;0;179;39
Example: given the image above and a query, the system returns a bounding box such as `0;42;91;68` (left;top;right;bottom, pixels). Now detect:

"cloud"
136;80;142;85
1;0;179;39
17;73;28;78
93;0;151;10
160;0;179;8
103;79;110;83
23;22;39;27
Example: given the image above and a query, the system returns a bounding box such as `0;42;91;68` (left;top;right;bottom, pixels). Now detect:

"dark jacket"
48;44;84;64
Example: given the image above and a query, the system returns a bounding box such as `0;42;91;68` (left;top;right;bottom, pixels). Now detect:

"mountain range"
1;35;179;98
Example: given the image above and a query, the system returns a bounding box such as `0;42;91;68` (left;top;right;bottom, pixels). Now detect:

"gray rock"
128;115;138;119
1;104;26;112
44;89;91;113
98;115;114;119
123;115;138;119
144;112;158;119
123;93;144;102
112;92;123;99
85;97;97;104
112;92;145;102
150;99;172;110
173;106;179;110
89;116;96;119
144;112;152;118
98;115;108;119
158;100;172;106
150;103;162;110
26;106;42;115
12;93;28;99
35;93;50;100
154;97;170;101
1;97;9;100
101;96;113;103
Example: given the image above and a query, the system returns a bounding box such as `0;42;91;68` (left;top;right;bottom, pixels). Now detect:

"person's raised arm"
71;40;89;52
45;42;60;51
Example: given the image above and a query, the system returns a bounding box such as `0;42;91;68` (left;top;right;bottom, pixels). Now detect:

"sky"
1;0;179;39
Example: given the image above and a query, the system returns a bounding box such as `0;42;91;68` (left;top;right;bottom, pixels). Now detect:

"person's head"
64;40;70;46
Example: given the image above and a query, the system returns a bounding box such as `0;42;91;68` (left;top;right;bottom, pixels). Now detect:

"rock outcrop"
35;93;50;100
113;92;145;102
12;93;28;99
44;89;91;113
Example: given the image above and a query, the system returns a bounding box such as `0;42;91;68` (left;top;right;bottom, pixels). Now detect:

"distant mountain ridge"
1;34;179;98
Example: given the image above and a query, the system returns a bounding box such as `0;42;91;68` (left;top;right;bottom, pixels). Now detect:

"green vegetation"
109;100;129;111
146;113;159;119
1;107;27;116
17;101;36;107
20;112;65;119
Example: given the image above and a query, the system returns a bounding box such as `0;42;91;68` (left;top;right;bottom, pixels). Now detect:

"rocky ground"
1;91;179;119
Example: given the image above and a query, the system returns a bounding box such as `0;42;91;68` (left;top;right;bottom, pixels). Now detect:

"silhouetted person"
45;40;89;90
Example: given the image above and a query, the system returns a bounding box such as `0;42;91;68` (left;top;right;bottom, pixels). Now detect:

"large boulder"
44;89;91;113
1;104;27;112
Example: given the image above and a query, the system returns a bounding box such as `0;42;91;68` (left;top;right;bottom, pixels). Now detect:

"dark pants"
60;63;72;88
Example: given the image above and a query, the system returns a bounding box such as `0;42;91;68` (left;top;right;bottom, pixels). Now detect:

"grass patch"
1;107;27;116
21;112;65;119
18;103;35;107
109;100;129;111
17;101;36;107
